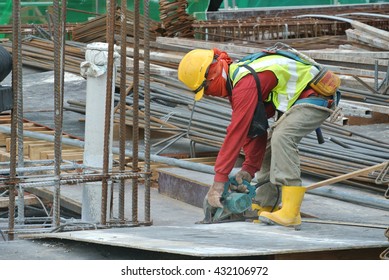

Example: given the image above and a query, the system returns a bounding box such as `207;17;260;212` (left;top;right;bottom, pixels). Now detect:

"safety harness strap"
241;64;269;138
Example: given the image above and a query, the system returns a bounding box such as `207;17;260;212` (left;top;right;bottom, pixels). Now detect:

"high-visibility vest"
229;54;320;112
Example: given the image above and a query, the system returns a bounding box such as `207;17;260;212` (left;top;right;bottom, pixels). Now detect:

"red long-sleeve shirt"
214;70;278;182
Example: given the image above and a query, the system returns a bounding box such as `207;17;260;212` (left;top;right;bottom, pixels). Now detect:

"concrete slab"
11;173;388;259
18;218;388;259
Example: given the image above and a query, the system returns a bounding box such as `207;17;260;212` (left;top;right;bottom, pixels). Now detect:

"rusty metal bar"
132;0;140;224
101;0;116;226
52;0;65;228
5;172;144;189
16;0;25;225
118;0;128;223
143;0;152;223
9;0;22;241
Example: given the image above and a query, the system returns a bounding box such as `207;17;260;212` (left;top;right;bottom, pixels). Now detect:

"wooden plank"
28;143;56;160
346;29;389;51
0;149;10;161
23;126;53;132
5;138;47;155
0;118;11;124
0;133;9;147
0;194;42;208
28;143;77;160
43;150;84;161
182;157;217;165
351;20;389;42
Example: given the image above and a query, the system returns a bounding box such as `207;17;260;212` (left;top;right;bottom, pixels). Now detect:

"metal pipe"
294;14;354;24
336;12;389;19
0;159;55;166
308;187;389;211
0;163;85;175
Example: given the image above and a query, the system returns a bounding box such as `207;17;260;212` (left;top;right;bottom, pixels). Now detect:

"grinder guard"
200;177;256;224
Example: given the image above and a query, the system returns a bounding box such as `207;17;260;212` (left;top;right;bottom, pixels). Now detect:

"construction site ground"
0;67;388;260
0;175;388;260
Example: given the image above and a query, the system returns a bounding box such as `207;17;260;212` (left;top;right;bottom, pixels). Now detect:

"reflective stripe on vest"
229;55;320;112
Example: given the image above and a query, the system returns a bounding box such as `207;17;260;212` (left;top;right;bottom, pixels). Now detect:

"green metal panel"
1;0;389;25
0;0;11;38
0;0;12;25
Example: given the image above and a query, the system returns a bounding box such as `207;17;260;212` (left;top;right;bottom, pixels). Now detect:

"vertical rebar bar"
119;0;128;223
52;0;65;227
101;0;116;225
15;0;25;225
132;0;140;224
9;0;22;240
143;0;151;223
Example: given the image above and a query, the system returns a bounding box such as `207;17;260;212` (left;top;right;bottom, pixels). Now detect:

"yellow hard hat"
178;49;214;101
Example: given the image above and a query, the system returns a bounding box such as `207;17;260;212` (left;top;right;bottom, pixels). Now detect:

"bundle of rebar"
71;8;161;43
0;36;85;74
159;0;194;38
193;13;389;44
197;3;389;45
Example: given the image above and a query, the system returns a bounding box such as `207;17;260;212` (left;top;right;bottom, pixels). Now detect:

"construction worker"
177;47;340;229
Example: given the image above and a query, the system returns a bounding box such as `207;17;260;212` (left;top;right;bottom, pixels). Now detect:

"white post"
80;43;117;223
223;0;229;9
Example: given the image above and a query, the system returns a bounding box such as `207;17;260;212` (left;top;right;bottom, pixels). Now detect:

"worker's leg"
270;105;330;186
258;105;330;228
253;141;281;209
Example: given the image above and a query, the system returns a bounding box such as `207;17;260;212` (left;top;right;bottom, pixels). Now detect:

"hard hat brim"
194;88;204;101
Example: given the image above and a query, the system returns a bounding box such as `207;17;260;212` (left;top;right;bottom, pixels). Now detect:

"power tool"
200;177;256;224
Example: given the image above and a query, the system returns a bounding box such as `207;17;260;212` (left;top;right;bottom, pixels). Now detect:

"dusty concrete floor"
0;178;388;260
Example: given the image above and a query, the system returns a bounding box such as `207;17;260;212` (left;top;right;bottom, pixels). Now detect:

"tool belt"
309;67;340;97
294;96;334;108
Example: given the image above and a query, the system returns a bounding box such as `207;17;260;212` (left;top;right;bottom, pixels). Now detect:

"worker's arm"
214;78;258;182
241;133;268;177
214;71;277;182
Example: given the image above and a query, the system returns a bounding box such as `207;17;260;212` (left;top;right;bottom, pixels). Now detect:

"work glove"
232;170;252;193
206;181;225;208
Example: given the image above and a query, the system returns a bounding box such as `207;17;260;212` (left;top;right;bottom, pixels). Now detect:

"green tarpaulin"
0;0;387;25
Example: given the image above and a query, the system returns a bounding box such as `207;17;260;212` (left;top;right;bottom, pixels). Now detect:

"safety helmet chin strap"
226;71;233;97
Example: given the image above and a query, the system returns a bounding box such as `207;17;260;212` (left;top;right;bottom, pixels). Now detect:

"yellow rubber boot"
258;186;306;230
251;203;280;223
252;203;279;215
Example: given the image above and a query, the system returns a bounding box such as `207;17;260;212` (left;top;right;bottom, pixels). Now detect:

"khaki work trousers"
254;103;331;208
